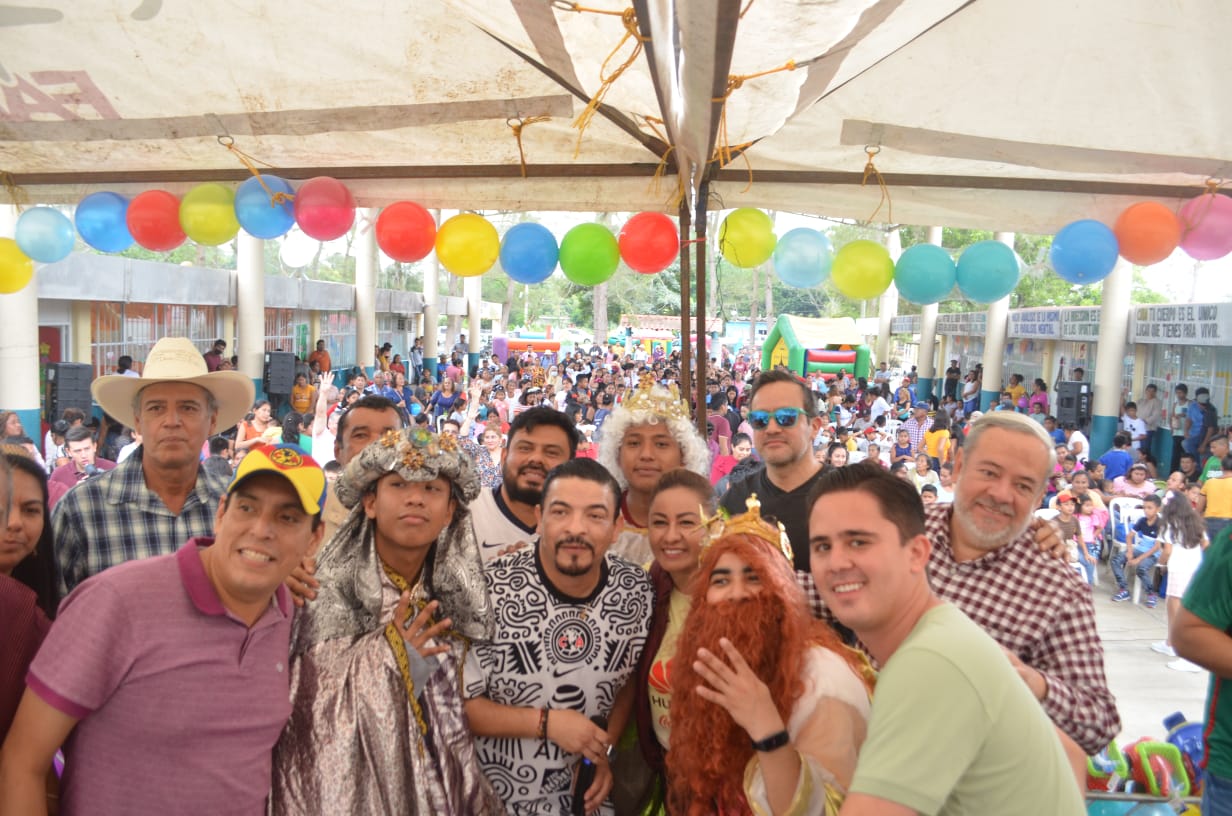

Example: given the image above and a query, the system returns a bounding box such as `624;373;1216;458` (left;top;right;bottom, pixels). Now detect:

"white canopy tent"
3;0;1227;230
2;0;1229;420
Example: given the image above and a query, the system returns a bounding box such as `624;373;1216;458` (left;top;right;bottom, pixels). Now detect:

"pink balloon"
1179;193;1232;261
294;177;355;241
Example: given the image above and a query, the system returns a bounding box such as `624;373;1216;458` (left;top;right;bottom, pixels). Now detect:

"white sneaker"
1167;658;1203;673
1150;641;1176;657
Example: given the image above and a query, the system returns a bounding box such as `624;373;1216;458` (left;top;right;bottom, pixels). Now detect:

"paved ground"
1088;560;1209;745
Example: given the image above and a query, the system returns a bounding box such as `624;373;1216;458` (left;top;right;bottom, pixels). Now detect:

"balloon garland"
0;181;1224;303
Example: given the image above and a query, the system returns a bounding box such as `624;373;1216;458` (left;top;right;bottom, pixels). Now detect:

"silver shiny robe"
270;518;500;815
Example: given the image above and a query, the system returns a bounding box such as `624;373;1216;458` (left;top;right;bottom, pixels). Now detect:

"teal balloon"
559;223;619;286
956;240;1020;303
894;243;956;304
1084;803;1133;816
772;228;832;288
235;175;295;239
75;192;133;253
16;207;75;263
1050;219;1118;284
500;223;558;284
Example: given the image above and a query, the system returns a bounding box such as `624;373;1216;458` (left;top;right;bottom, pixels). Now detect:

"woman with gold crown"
665;498;875;816
596;375;711;564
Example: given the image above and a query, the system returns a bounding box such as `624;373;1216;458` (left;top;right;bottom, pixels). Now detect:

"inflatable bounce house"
760;315;872;381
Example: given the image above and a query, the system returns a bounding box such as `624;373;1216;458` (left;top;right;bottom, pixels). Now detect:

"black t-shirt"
720;464;826;572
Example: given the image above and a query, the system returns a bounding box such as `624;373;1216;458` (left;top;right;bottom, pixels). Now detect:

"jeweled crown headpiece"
700;495;794;564
623;372;691;421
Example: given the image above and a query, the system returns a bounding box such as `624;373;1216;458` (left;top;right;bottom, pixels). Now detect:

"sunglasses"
748;407;807;430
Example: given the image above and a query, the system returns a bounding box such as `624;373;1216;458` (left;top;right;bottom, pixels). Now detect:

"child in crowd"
919;484;938;505
1076;493;1104;585
865;442;886;468
1152;494;1209;671
1054;492;1087;582
1112;494;1163;606
322;460;343;483
891;428;914;465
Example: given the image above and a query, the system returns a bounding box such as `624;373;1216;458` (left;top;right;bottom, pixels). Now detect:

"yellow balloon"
719;208;776;268
179;183;240;246
435;213;499;277
0;238;34;294
831;240;895;300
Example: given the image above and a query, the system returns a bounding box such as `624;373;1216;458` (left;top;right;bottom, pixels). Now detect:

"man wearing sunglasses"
720;370;825;572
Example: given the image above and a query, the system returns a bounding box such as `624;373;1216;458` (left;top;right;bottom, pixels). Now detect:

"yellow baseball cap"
229;444;326;515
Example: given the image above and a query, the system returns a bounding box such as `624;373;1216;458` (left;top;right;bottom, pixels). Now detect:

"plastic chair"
1109;497;1146;601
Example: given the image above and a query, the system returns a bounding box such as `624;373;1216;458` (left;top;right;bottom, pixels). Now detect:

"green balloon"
559;223;620;286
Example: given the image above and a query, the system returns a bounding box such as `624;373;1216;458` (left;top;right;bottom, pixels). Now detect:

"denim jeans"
1208;517;1232;545
1079;543;1100;585
1205;770;1232;816
1110;550;1158;592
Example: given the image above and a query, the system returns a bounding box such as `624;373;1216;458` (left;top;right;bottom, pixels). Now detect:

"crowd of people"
0;333;1228;815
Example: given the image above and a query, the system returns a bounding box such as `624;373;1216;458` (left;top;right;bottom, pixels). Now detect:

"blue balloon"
956;240;1020;303
772;228;832;288
894;243;956;304
235;175;296;239
75;192;133;253
500;222;558;284
15;207;75;263
1050;219;1118;284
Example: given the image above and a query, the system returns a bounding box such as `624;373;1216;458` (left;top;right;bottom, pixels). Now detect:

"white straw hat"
92;337;255;431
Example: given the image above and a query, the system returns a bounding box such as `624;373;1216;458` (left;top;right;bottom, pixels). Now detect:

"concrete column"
236;232;265;400
308;310;322;354
978;231;1014;411
876;228;901;366
222;304;236;355
1090;259;1133;456
71;300;92;364
422;215;441;382
1040;340;1056;399
464;274;482;376
0;206;40;435
916;226;943;402
355;208;378;377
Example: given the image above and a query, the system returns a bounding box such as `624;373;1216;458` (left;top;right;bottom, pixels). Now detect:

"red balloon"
126;190;185;251
619;212;679;274
376;202;437;262
294;177;355;241
1114;202;1181;266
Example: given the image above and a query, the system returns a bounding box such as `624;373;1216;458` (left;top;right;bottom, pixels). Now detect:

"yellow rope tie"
1179;177;1227;231
507;115;551;178
860;145;893;224
739;0;757;18
217;136;295;207
710;60;795;172
569;5;649;157
0;171;29;213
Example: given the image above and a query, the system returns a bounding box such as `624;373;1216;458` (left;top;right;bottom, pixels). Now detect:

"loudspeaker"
263;351;296;395
1055;380;1091;427
45;363;94;423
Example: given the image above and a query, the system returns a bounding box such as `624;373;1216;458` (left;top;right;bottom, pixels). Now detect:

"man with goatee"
667;501;874;816
464;459;652;815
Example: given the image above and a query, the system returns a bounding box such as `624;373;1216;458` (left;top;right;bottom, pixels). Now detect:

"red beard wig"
665;532;864;816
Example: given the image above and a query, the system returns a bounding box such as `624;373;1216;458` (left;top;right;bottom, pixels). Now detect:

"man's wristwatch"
750;730;790;752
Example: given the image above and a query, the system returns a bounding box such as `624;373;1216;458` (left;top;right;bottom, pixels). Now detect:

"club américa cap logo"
229;443;326;516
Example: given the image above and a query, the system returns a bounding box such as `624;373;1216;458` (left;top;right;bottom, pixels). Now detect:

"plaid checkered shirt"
901;414;932;453
53;447;231;595
796;502;1120;754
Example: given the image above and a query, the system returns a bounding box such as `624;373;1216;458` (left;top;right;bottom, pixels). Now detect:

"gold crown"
622;374;691;421
700;495;794;564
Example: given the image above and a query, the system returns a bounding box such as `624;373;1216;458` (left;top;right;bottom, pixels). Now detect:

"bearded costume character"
596;377;711;564
270;428;501;815
667;509;875;816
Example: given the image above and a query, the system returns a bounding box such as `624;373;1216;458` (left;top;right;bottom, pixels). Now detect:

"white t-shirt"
1121;415;1147;450
1067;430;1090;463
471;486;538;563
464;550;652;815
311;431;335;467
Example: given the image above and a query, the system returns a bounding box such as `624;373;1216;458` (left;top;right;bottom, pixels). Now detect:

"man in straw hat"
1;444;326;815
53;336;254;593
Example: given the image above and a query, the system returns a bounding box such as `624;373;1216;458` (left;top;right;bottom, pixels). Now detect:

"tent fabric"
1;0;1229;231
